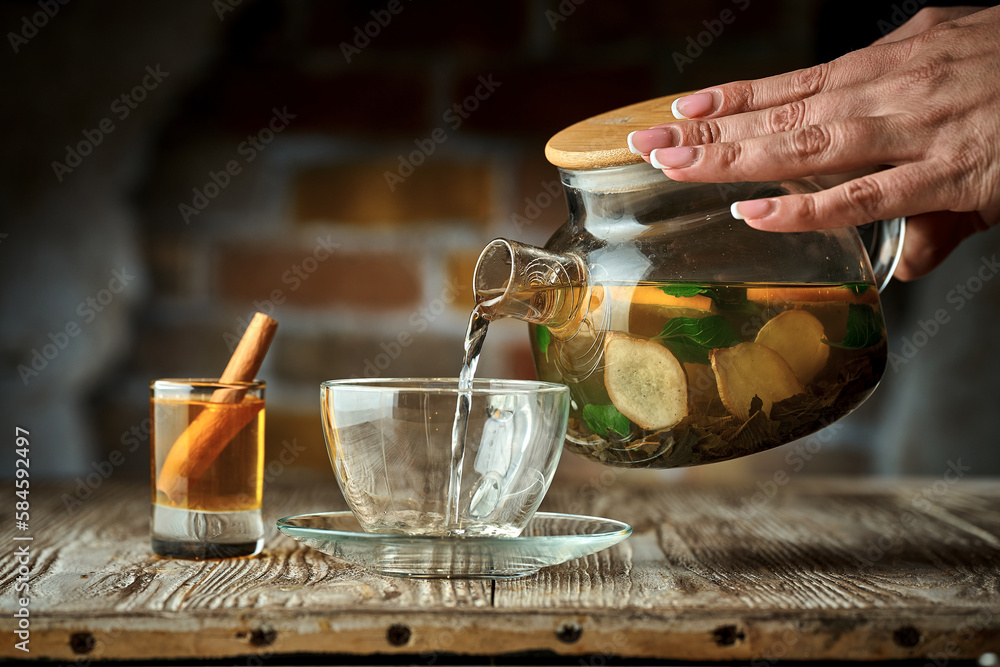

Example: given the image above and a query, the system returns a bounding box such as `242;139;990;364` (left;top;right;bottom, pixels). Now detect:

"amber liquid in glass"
151;397;264;510
528;281;887;468
150;396;264;558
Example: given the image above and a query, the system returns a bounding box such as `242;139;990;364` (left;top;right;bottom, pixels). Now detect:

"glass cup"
320;378;570;538
149;379;265;559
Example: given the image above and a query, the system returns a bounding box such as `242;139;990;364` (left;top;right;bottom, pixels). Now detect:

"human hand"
872;5;983;44
627;6;1000;280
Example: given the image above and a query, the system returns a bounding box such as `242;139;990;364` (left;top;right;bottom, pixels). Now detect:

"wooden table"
3;475;1000;663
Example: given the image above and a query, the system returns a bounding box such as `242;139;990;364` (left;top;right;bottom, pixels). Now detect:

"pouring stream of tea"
447;296;501;533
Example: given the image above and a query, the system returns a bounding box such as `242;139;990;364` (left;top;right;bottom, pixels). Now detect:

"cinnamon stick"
156;313;278;505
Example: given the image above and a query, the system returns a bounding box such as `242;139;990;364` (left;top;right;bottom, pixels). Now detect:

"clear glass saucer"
276;511;632;579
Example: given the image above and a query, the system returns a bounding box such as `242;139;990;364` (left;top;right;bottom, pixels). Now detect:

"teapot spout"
473;239;588;330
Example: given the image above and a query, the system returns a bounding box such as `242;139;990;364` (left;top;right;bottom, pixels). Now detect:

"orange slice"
746;285;877;305
606;285;714;312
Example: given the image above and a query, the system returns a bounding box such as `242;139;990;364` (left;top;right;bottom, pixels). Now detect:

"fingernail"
731;199;776;220
671;92;717;119
628;128;676;155
627;131;639;154
650;146;698;169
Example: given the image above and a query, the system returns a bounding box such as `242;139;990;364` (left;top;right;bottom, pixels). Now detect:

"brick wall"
92;0;824;477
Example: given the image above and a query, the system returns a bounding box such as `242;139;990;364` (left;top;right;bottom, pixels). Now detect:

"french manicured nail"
650;146;698;169
731;199;776;220
671;92;717;119
627;128;676;155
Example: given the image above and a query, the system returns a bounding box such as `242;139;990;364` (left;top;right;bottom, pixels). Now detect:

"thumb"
872;6;983;45
892;211;986;281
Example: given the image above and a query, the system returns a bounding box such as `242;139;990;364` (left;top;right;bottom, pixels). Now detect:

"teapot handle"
860;217;906;293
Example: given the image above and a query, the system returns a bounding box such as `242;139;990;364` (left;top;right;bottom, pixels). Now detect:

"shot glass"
150;379;265;559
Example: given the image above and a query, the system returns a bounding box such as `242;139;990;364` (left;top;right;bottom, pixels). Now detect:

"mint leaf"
582;404;631;437
535;325;551;361
704;285;750;308
846;282;872;296
655;315;741;365
659;284;708;298
659;283;749;308
660;338;715;366
824;303;883;349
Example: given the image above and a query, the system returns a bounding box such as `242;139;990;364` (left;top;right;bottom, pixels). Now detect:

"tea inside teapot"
475;237;887;468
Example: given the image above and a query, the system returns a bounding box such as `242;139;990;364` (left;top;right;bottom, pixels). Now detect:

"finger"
732;163;947;231
627;127;677;155
893;210;989;281
636;87;878;154
648;116;913;184
671;40;911;120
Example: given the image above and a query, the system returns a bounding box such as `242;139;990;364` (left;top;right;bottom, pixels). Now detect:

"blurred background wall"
2;0;997;486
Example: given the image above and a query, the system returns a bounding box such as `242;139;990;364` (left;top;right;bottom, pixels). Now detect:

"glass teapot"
472;94;904;469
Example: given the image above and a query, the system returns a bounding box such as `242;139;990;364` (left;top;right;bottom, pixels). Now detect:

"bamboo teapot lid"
544;91;693;170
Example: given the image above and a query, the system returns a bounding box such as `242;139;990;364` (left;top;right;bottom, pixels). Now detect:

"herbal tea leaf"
847;282;872;296
659;283;751;308
535;325;551;361
655;315;741;365
704;285;750;308
824;303;883;349
582;404;631;438
661;339;713;365
660;284;708;298
659;316;741;347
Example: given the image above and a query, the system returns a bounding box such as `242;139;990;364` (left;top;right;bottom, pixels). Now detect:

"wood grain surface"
2;475;999;663
545;92;693;170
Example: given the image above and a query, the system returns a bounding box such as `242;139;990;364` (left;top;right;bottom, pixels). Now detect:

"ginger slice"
603;333;688;430
710;342;804;420
754;309;830;384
